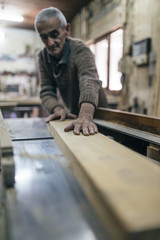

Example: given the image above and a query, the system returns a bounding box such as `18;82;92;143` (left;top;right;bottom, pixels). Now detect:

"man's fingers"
46;112;64;123
64;122;81;135
88;126;94;135
46;110;76;123
64;120;98;136
89;123;98;134
64;123;74;132
81;122;98;136
82;125;89;136
74;123;81;135
45;113;57;123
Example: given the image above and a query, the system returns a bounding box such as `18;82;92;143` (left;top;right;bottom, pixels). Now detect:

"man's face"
37;17;69;59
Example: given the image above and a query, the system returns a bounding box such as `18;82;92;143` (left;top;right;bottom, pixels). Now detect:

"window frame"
88;26;123;94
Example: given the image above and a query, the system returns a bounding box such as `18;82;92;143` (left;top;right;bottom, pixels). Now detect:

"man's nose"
46;37;55;46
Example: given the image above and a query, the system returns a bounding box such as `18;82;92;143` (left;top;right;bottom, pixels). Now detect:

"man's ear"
65;23;71;36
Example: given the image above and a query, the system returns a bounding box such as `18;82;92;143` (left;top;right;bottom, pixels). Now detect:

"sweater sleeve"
75;43;102;108
38;51;64;114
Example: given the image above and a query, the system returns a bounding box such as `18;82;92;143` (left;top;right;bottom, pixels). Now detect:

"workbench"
0;95;42;118
0;117;110;240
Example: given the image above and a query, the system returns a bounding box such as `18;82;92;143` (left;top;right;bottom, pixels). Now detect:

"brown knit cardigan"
37;37;107;115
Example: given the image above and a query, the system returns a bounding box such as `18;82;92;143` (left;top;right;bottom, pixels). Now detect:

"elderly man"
34;7;107;136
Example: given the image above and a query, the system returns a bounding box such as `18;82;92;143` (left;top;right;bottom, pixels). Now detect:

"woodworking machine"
0;108;160;240
0;113;109;240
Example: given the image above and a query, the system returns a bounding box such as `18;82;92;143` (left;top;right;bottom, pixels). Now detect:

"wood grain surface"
48;119;160;240
95;108;160;135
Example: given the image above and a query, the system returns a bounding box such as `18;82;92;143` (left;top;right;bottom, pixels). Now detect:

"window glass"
89;44;95;54
88;28;123;91
95;39;108;88
109;29;123;91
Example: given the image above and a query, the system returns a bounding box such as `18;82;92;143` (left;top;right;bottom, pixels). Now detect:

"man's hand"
64;103;98;136
46;106;76;123
64;118;98;136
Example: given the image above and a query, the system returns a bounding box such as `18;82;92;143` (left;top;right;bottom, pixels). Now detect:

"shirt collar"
47;38;70;64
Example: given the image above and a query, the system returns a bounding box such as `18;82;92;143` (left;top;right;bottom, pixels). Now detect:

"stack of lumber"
48;120;160;240
0;110;15;187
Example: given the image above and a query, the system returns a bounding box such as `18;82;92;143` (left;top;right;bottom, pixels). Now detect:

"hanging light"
0;12;24;22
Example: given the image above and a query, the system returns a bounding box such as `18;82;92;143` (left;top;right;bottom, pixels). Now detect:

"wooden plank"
48;120;160;240
0;111;13;156
95;108;160;135
0;96;41;106
94;118;160;146
0;102;18;108
0;110;15;187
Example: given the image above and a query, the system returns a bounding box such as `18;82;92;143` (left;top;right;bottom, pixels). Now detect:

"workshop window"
89;28;123;91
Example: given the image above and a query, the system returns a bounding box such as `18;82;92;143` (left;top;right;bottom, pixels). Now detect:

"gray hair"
34;7;67;31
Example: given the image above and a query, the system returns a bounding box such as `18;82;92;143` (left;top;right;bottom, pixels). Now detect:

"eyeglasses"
39;29;59;40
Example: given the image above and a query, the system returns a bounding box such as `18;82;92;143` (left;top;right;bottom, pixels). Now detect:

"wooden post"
0;110;15;187
147;144;160;162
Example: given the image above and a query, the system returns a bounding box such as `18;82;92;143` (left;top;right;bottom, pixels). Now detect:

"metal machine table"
2;118;110;240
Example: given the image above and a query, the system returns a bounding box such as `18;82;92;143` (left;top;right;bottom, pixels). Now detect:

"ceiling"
0;0;92;30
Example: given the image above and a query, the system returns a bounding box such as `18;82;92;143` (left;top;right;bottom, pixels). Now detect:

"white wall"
0;27;43;73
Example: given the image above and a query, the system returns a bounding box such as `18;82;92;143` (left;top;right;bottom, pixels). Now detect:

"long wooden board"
94;118;160;146
95;108;160;135
48;120;160;240
0;95;41;106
